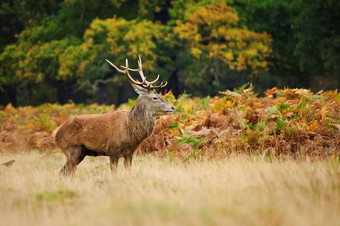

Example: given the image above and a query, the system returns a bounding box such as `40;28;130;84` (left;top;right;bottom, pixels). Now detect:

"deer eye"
152;97;158;101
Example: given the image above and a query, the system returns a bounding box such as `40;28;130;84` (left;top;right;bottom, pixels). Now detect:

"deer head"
106;56;175;116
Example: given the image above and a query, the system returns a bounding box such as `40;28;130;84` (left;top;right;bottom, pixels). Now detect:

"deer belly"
82;141;108;156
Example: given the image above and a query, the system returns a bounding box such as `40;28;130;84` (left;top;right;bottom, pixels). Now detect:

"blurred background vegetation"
0;0;339;107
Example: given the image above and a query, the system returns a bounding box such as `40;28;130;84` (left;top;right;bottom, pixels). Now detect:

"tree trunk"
167;70;184;97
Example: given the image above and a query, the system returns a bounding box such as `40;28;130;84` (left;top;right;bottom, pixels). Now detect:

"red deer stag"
54;56;175;176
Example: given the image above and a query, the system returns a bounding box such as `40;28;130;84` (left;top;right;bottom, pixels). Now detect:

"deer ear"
131;83;147;96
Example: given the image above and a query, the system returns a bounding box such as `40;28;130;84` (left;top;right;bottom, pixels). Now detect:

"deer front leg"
109;154;119;174
123;152;133;171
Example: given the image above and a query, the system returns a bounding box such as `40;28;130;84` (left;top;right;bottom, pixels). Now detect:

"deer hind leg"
60;146;86;176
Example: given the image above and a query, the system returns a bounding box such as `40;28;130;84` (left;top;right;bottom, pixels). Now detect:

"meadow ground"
0;151;339;226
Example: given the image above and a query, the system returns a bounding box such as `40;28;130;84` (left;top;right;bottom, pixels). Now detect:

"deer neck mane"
127;97;156;143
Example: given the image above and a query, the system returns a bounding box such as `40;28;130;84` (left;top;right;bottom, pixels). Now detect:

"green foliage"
0;1;272;99
0;0;62;50
234;0;340;89
1;0;339;107
69;17;163;82
174;2;271;72
171;2;272;96
288;0;339;85
176;130;205;162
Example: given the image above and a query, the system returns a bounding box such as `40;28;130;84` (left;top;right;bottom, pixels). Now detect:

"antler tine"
105;59;125;73
161;81;168;88
150;81;168;89
124;59;144;85
121;55;146;84
149;74;160;85
106;58;143;85
121;67;139;72
137;55;146;82
106;57;168;90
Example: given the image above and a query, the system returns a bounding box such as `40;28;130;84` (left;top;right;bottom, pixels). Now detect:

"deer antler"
106;56;167;90
105;58;145;86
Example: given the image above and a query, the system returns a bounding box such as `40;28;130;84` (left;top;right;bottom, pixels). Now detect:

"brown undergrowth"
0;85;339;159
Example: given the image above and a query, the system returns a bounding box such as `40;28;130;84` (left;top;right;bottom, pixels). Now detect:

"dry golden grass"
0;152;339;226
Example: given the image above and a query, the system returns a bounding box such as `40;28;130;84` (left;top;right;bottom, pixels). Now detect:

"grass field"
0;152;339;226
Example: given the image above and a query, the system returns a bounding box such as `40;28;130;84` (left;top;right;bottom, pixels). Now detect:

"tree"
3;0;337;106
293;0;340;87
172;2;272;95
0;0;62;51
0;0;133;105
232;0;340;90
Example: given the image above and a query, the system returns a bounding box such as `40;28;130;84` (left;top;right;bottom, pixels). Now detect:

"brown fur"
54;91;174;176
